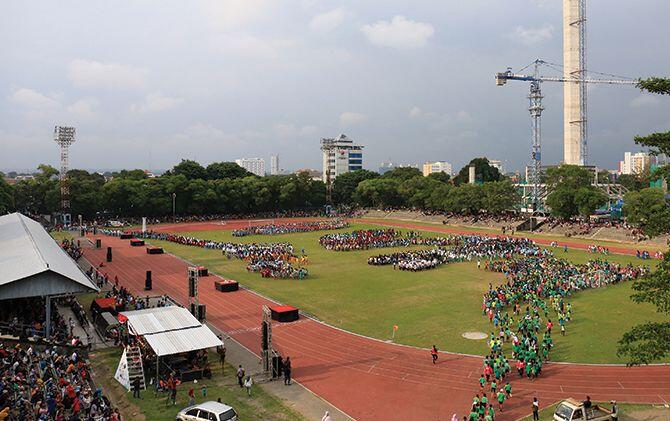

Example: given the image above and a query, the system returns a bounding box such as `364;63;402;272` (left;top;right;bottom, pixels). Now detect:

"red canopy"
93;298;116;310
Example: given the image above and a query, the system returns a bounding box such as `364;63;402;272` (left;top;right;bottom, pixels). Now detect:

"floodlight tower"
54;126;76;224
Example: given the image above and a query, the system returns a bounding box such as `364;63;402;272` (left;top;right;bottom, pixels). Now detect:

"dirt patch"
462;331;488;340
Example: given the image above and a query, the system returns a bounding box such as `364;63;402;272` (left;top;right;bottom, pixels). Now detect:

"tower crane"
495;59;637;210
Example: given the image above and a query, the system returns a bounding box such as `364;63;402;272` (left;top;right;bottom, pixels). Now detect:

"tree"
0;173;14;214
67;170;105;219
398;176;443;208
332;170;379;205
544;165;606;219
444;184;483;215
205;162;252;180
427;171;451;183
170;160;207;180
354;178;403;208
617;174;646;192
623;188;670;237
453;158;502;185
618;254;670;365
481;181;520;214
381;167;422;181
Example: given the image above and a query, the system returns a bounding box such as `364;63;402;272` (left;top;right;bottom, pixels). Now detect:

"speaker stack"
145;270;152;290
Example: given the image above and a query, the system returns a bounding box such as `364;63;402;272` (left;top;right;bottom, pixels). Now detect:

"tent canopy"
120;306;222;357
0;213;98;300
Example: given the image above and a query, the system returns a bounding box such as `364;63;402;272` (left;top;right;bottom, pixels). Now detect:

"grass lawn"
89;347;304;421
519;401;670;421
145;222;666;364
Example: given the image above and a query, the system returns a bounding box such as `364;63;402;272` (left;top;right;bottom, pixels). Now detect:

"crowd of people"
60;238;84;261
102;230;308;279
319;229;452;251
0;342;120;420
232;219;349;237
366;235;545;271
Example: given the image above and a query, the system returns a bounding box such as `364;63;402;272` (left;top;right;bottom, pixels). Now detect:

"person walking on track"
431;345;439;364
284;357;292;385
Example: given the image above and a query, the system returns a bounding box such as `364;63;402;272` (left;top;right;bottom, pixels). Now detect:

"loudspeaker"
145;270;152;291
261;321;269;351
188;276;197;298
190;302;197;317
197;304;206;321
106;247;112;262
96;239;102;249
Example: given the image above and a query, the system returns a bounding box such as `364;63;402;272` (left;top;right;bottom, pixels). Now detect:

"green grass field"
145;222;666;364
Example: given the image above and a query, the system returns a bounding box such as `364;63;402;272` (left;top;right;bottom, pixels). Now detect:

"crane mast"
495;59;636;210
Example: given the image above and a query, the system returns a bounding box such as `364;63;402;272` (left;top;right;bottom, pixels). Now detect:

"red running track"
83;234;670;421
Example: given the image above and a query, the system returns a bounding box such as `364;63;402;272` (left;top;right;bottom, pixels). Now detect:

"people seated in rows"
232;219;348;237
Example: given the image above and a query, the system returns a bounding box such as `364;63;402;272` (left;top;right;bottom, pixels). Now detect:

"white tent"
120;306;222;357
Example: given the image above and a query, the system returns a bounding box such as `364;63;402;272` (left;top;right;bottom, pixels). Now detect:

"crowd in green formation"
464;253;649;420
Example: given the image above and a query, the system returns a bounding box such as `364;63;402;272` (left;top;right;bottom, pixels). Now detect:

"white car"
176;401;238;421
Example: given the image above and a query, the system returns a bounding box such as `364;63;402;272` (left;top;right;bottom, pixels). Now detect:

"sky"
1;0;669;174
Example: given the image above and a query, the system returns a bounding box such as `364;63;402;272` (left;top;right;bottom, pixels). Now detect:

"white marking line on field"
402;373;409;380
560;385;564;393
367;363;377;373
658;395;669;405
618;381;625;389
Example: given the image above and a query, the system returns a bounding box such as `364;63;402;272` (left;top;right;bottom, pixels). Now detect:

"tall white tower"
54;126;76;224
270;155;279;175
563;0;587;165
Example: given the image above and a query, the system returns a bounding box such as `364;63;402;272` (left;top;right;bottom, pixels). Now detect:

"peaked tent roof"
0;213;99;300
120;306;223;357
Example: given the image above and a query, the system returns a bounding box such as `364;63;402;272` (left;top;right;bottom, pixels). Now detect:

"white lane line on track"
367;363;377;374
618;381;625;389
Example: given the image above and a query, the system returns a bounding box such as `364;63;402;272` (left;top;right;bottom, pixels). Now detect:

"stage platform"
130;239;145;246
215;279;239;292
146;246;164;254
270;305;299;323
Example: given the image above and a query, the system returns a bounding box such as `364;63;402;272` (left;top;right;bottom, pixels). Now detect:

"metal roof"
122;306;201;336
0;213;98;299
121;306;223;356
143;325;223;357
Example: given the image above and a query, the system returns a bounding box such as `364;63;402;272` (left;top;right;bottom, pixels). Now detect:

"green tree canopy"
623;188;670;237
453;158;502;185
332;169;379;205
170;159;207;180
0;173;14;214
545;165;606;219
205;162;252;180
381;167;422;181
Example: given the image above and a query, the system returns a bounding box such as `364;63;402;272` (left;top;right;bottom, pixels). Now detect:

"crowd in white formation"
366;235;545;271
232;220;349;237
101;229;308;279
319;229;452;251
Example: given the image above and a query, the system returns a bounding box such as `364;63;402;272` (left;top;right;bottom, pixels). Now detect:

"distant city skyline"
2;1;669;174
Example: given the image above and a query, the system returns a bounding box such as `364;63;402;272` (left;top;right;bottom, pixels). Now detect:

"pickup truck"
554;399;614;421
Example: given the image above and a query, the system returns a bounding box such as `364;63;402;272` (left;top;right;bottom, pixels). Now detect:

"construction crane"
495;59;636;210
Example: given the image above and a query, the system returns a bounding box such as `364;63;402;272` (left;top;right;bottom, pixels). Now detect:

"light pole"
172;192;176;222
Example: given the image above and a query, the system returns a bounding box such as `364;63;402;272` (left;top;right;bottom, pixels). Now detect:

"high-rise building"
618;152;659;175
235;158;265;176
320;134;364;183
270;155;279;175
422;161;452;177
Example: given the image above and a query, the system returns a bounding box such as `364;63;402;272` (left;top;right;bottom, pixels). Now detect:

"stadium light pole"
172;192;176;222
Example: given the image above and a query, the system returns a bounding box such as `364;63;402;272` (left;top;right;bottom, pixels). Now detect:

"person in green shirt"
488;404;495;421
490;380;497;395
479;375;486;391
481;395;489;407
504;382;512;398
497;390;506;412
469;408;478;421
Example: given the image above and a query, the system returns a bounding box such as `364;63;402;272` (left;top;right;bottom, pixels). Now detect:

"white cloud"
309;8;346;32
630;94;660;108
339;111;367;126
8;88;60;109
216;33;294;59
202;0;275;32
67;98;99;120
361;16;434;49
511;24;554;45
68;59;147;90
131;92;183;113
409;106;423;118
456;110;472;122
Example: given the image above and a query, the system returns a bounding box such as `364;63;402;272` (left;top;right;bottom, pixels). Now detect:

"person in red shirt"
431;345;439;364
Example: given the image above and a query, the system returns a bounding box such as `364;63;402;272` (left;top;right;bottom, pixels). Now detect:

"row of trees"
1;161;326;219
